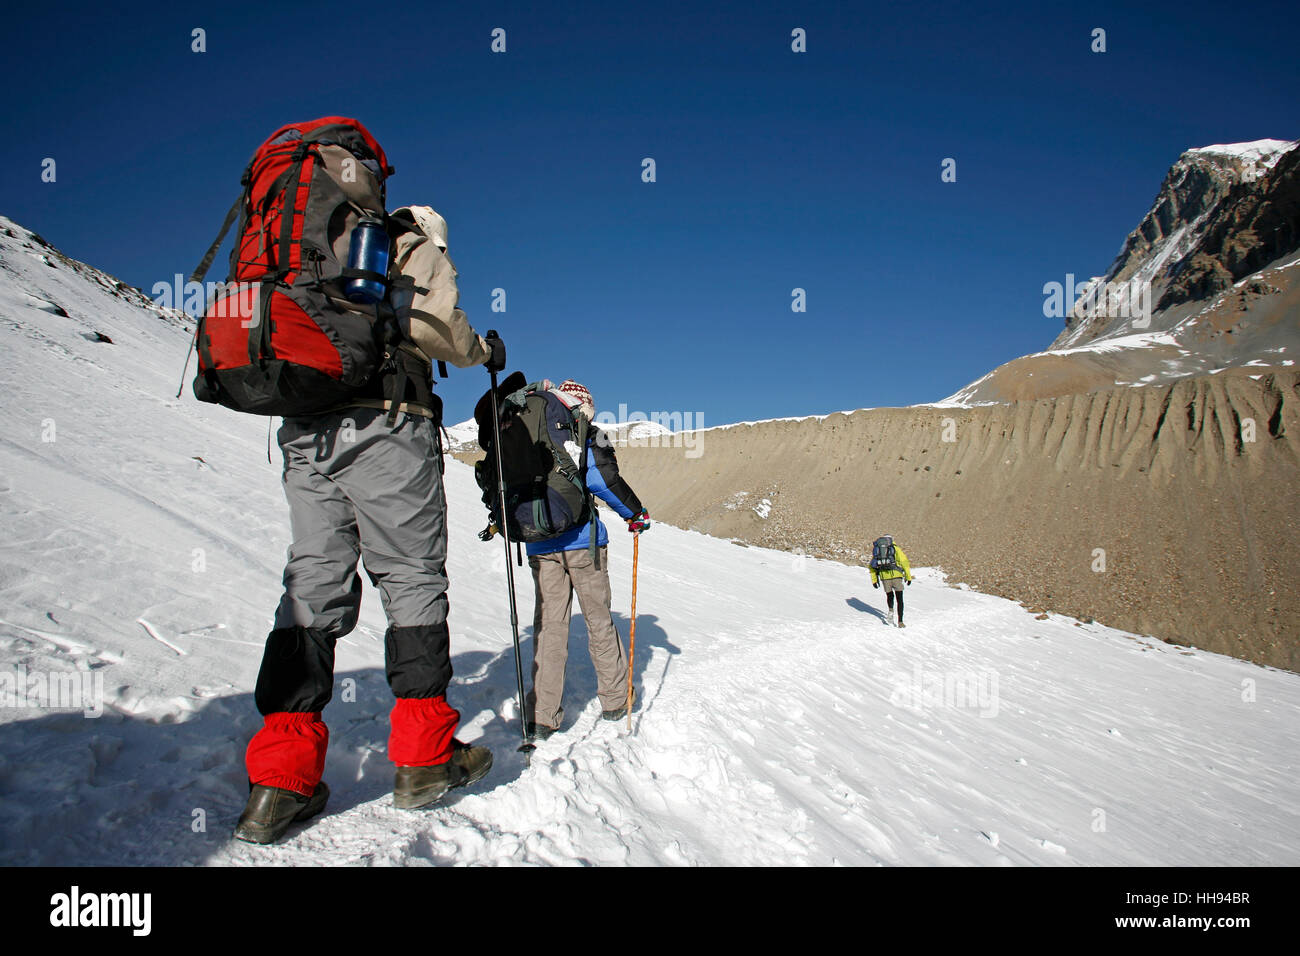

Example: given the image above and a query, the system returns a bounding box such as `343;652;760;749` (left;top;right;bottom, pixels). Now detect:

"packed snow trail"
3;458;1298;866
1;216;1298;865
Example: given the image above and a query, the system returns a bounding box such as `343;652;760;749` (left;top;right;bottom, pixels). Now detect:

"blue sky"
2;0;1296;425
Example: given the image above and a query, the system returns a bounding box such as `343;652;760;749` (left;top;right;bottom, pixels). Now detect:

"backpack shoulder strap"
573;409;591;474
570;410;602;567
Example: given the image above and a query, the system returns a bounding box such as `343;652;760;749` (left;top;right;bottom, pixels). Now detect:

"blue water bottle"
344;216;388;305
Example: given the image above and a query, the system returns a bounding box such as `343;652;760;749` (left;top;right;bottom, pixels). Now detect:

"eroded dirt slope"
612;370;1300;671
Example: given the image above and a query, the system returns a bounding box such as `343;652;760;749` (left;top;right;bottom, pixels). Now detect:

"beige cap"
399;205;448;251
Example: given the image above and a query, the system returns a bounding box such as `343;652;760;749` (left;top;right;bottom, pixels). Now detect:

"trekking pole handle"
484;329;506;375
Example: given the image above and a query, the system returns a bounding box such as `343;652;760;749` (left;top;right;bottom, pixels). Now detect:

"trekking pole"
485;333;534;757
626;533;639;733
175;325;198;399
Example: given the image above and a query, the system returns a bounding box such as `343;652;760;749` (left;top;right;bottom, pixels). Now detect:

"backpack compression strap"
189;190;246;287
187;174;252;384
573;411;601;569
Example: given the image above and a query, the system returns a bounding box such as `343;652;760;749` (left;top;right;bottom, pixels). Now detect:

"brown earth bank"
607;369;1300;672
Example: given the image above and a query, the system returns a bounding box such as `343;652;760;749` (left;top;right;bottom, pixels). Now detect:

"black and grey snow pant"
246;406;459;793
882;576;905;622
886;589;904;621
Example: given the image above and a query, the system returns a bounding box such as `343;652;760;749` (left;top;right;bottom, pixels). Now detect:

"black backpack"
473;374;598;547
869;535;897;571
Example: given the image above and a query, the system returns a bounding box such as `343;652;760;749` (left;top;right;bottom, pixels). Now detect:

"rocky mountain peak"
1054;139;1298;350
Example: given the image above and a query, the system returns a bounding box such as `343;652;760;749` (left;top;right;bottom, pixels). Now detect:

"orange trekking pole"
626;533;639;732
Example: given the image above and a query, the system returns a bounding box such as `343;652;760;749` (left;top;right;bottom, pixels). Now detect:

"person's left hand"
627;509;651;533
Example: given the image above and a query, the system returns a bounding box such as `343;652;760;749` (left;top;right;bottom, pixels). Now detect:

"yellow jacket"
869;545;912;583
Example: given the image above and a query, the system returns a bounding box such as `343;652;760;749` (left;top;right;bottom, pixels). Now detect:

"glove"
478;522;498;542
872;582;879;589
484;330;506;373
627;509;650;533
906;579;911;586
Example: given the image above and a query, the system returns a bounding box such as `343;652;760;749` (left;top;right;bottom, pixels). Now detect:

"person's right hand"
478;522;498;542
627;509;650;533
872;582;879;589
484;331;506;373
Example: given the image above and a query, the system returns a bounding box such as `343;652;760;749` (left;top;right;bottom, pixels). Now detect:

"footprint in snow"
661;840;695;866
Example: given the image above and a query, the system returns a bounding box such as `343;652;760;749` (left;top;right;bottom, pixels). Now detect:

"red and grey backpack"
188;117;396;416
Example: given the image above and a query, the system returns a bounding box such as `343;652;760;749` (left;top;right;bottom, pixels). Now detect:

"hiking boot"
393;739;493;810
601;687;637;721
524;721;558;741
898;621;907;629
234;781;330;845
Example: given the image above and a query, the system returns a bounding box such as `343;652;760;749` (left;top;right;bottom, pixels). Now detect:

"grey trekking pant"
257;407;454;714
526;546;629;730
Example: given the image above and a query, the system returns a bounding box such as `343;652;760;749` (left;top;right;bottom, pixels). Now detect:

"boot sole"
394;752;494;810
393;784;453;811
233;783;330;845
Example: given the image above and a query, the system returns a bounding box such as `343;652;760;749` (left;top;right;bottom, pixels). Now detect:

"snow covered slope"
2;217;1298;866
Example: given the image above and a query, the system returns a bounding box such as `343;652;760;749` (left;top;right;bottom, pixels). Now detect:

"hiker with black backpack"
475;379;649;741
185;118;503;843
869;534;913;628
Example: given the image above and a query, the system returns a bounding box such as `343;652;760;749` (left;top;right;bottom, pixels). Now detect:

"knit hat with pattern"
557;379;594;413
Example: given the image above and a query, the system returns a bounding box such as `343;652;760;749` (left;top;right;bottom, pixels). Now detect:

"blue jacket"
526;432;643;557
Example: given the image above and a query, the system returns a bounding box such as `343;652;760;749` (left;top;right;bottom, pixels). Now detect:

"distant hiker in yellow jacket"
868;535;912;628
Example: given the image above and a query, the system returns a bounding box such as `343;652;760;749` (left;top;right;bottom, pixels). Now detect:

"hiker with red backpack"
186;118;502;844
474;379;649;741
869;534;913;628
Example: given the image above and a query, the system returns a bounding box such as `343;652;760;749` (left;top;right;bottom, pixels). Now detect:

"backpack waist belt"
323;399;437;419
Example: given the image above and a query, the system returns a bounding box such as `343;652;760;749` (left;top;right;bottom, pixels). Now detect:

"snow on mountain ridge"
446;415;679;457
594;418;675;439
443;418;481;454
0;215;189;333
1184;138;1296;182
